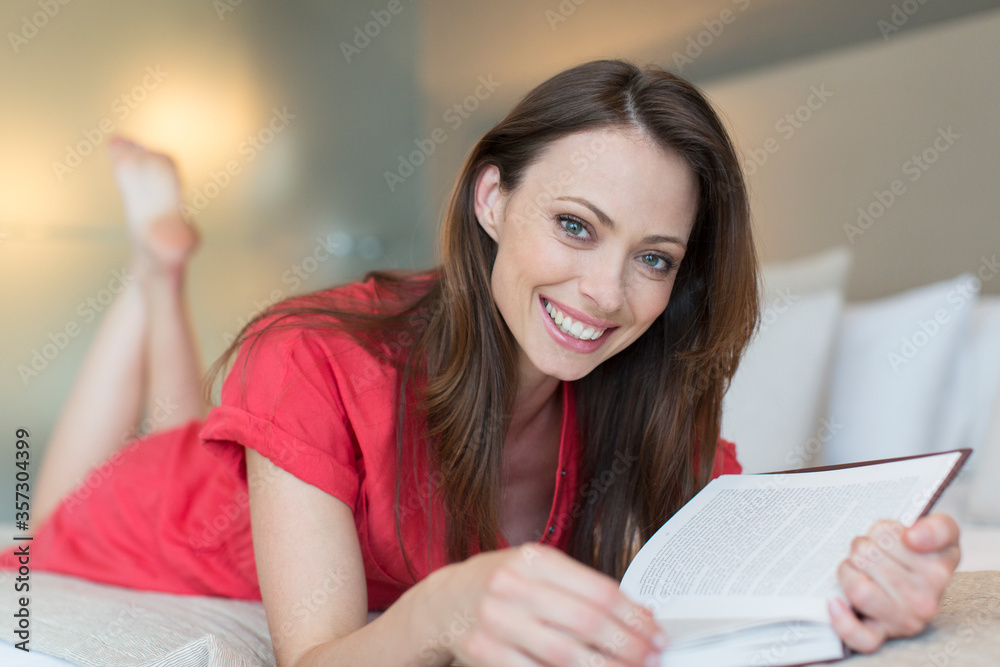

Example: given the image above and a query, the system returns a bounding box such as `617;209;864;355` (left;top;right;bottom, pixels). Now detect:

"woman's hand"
829;513;961;653
439;543;667;667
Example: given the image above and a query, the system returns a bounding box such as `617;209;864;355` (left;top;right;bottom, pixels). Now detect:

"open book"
620;449;970;667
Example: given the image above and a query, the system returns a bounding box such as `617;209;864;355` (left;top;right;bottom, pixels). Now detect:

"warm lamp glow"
0;135;72;226
121;74;261;185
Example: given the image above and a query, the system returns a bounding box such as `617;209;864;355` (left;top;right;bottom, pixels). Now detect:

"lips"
538;295;617;353
543;298;607;340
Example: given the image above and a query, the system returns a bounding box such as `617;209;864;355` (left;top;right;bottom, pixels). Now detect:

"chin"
534;356;598;382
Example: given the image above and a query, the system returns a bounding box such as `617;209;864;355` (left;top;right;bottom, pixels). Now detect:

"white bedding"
0;642;75;666
0;568;276;666
0;475;996;667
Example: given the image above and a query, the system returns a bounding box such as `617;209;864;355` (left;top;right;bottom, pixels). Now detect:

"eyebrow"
556;196;688;249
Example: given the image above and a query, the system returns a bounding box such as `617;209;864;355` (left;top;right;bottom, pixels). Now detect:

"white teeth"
543;299;607;341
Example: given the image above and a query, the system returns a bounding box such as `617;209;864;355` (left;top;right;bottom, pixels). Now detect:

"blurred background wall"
1;0;998;521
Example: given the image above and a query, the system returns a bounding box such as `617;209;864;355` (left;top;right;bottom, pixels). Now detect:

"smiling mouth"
541;297;611;341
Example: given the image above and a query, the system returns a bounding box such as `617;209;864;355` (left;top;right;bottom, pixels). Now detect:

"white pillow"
961;298;1000;523
936;298;1000;454
723;246;852;473
0;569;276;666
822;274;980;466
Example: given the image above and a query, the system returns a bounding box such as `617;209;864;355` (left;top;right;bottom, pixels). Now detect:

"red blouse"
0;276;742;609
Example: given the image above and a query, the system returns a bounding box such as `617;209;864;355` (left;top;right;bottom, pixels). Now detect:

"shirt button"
560;469;566;476
548;526;555;534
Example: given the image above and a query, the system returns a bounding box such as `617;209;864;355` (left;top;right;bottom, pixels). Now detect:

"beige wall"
420;6;1000;301
704;9;1000;300
2;1;997;520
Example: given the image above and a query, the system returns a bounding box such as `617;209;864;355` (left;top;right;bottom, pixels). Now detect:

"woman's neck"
508;360;562;443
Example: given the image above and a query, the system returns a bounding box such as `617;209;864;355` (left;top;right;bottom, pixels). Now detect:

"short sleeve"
199;317;361;509
711;437;742;479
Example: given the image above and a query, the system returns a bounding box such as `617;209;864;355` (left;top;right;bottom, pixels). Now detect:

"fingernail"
645;654;661;667
652;632;669;650
828;599;843;617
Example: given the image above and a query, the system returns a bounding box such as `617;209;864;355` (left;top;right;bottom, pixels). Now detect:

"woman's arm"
246;447;665;667
831;513;962;653
246;447;451;666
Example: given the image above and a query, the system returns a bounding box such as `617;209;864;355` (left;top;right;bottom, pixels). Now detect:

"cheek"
500;229;577;284
629;283;674;327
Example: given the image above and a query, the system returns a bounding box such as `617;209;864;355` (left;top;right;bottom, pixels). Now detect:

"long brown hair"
207;58;759;581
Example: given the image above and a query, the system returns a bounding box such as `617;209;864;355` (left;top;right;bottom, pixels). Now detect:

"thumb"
904;514;959;552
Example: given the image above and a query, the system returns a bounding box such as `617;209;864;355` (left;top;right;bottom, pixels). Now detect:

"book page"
620;451;963;623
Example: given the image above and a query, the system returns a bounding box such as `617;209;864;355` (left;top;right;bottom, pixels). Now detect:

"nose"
578;251;626;316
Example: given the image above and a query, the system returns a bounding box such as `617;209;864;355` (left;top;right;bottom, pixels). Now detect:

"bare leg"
142;236;207;431
32;259;148;527
33;137;203;527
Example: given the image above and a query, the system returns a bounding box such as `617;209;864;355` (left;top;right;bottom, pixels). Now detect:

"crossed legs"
33;137;205;528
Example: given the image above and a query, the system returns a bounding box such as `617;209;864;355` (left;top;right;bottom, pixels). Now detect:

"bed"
1;566;998;666
3;248;999;665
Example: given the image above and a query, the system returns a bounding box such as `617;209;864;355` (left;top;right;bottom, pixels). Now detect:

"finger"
477;595;640;667
904;514;961;553
852;520;923;572
850;537;951;628
827;597;887;654
848;530;922;612
837;559;900;627
513;546;662;643
488;565;661;664
854;519;960;592
460;625;545;667
850;521;950;592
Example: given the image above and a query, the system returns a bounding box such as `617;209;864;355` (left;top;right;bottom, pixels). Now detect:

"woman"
2;59;960;667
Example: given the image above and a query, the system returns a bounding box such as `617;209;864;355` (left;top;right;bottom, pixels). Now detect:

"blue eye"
556;214;675;276
640;253;673;274
557;214;590;239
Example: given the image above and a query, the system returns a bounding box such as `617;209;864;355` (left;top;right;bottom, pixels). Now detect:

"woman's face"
474;127;699;384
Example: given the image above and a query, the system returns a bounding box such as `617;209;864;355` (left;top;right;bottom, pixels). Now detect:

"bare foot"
108;135;199;270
